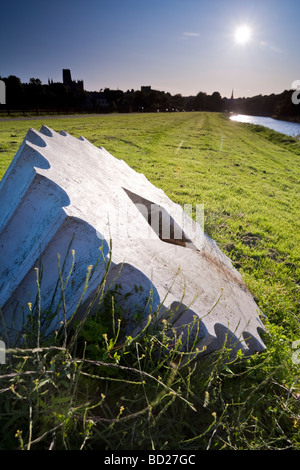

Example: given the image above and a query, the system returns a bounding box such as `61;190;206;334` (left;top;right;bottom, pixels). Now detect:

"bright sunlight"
235;25;252;44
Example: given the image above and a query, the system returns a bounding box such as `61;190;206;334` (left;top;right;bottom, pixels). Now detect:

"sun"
235;25;252;44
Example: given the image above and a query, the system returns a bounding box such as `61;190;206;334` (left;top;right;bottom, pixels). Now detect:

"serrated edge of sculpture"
0;125;266;357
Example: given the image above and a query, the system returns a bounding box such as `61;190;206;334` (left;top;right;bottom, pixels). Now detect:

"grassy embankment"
0;112;299;450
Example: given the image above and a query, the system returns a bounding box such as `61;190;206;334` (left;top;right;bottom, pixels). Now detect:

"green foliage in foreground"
0;250;298;451
0;112;299;449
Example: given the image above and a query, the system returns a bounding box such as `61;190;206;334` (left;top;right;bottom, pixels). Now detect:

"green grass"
0;112;299;450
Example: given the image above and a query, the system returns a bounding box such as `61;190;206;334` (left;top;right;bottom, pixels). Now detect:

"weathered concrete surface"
0;126;266;355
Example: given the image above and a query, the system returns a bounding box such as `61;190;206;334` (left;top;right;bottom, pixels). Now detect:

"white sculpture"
0;126;265;356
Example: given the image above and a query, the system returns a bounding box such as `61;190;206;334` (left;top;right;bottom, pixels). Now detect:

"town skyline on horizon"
2;67;296;103
1;0;300;99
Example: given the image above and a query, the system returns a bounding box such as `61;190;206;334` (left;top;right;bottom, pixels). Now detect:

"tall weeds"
0;245;299;450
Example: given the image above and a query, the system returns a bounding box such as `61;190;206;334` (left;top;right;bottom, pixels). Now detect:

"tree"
207;92;225;112
26;78;44;113
29;78;42;86
4;75;24;111
193;92;207;111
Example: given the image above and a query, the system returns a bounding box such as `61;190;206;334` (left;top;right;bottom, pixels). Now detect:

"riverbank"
275;115;300;124
230;113;300;137
0;112;299;449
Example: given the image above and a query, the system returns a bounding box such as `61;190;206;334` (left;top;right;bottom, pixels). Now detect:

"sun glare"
235;25;252;44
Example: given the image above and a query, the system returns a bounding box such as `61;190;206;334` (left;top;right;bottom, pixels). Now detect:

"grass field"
0;112;299;450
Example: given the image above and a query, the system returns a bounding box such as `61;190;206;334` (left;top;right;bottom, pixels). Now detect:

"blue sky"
1;0;300;98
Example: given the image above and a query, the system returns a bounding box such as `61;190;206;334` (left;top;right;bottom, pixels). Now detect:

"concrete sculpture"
0;126;266;356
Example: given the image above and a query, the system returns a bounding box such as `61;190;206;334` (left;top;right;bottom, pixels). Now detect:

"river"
230;114;300;138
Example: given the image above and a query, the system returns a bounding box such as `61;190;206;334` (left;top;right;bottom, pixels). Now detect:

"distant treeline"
231;89;300;122
0;75;227;115
0;76;88;115
0;75;299;121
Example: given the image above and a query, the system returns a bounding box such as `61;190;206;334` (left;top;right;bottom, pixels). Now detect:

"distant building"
62;69;84;92
229;89;235;111
141;86;151;94
224;89;235;113
85;90;109;110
